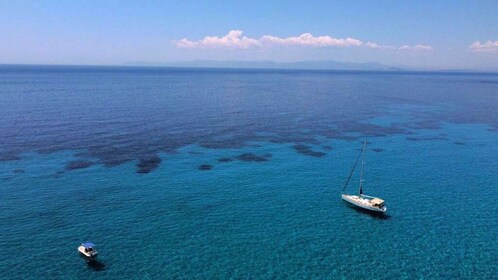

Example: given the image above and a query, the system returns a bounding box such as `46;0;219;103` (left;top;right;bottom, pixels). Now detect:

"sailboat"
341;141;387;213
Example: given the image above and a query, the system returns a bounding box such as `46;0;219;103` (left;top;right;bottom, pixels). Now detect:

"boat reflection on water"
86;258;106;271
343;200;391;220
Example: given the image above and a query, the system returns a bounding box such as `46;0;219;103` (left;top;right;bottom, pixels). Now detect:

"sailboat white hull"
342;194;387;213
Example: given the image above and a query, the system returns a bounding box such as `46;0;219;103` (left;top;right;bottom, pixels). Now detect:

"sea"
0;65;497;279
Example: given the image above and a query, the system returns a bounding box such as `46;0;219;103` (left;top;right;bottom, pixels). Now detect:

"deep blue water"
0;65;497;279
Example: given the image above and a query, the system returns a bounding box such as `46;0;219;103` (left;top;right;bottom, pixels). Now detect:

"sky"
1;0;498;70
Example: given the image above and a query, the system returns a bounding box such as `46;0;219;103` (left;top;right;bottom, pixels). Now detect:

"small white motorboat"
78;242;98;259
341;141;387;213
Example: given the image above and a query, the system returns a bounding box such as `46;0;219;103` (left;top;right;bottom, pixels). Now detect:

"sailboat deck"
342;194;387;213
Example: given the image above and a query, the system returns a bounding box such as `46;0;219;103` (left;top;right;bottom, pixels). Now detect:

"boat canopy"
82;242;95;248
371;198;384;205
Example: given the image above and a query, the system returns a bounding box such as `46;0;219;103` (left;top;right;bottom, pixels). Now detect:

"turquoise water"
0;66;497;279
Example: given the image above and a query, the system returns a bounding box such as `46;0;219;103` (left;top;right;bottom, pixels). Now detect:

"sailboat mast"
358;140;367;196
342;147;363;193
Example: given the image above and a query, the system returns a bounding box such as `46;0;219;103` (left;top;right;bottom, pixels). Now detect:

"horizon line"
1;63;497;74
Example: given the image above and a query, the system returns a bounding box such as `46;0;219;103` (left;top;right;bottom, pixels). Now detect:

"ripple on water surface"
0;67;497;278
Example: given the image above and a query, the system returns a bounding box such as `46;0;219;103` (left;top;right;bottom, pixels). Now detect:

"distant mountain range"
127;60;404;71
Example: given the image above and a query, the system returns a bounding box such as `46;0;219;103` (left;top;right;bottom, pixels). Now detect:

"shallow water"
0;66;497;279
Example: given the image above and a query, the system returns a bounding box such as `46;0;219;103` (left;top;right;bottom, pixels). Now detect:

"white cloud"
175;30;434;53
176;30;363;49
176;30;260;49
399;44;434;52
260;33;363;47
469;41;498;54
365;41;396;50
